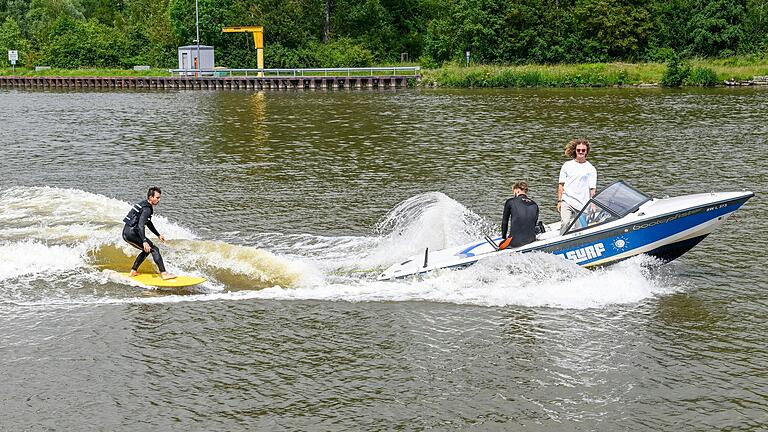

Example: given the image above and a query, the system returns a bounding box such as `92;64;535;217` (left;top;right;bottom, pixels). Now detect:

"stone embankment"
724;76;768;86
0;75;416;90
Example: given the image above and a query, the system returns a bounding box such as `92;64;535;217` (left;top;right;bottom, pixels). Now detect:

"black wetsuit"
501;194;539;247
122;200;166;272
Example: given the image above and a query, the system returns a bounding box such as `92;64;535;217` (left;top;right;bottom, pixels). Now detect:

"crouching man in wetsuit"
501;181;540;248
122;187;175;279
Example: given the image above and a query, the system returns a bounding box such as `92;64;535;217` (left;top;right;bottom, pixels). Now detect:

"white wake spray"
0;187;681;309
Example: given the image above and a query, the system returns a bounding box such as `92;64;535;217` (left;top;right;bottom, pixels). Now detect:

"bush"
264;43;305;68
661;53;691;87
44;17;129;68
0;17;30;67
646;47;675;62
418;55;439;70
310;38;374;68
513;70;545;87
263;39;374;68
686;67;720;86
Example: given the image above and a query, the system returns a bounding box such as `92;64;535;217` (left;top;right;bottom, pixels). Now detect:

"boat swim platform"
0;75;417;91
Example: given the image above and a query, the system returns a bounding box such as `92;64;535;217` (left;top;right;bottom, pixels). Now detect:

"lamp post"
195;0;201;76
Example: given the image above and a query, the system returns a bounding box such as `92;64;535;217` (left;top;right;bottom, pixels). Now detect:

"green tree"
422;11;458;64
743;0;768;51
524;0;578;63
121;0;176;67
26;0;85;40
572;0;653;61
329;0;395;59
2;0;33;36
688;0;746;56
646;0;689;59
422;0;510;64
0;16;30;66
43;15;128;67
381;0;432;58
81;0;122;24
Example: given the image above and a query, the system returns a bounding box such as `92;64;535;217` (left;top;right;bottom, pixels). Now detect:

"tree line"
0;0;766;69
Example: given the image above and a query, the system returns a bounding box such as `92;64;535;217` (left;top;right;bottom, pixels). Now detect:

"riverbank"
419;59;768;88
2;58;767;88
0;67;170;77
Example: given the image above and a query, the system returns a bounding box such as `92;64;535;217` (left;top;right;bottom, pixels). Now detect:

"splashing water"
366;191;495;266
0;187;680;308
237;253;678;310
0;187;306;303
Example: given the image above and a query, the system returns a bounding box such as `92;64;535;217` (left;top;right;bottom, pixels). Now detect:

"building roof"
178;45;214;50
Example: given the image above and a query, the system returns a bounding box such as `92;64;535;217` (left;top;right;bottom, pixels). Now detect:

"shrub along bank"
420;58;768;88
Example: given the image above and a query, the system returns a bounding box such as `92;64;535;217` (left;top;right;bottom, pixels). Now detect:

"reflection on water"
0;87;766;430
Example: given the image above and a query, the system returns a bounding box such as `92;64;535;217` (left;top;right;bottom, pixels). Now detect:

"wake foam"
0;187;682;309
166;239;311;289
209;253;678;309
0;186;306;293
0;241;84;280
0;186;195;245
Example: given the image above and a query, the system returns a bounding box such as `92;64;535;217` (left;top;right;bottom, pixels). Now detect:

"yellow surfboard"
118;273;206;288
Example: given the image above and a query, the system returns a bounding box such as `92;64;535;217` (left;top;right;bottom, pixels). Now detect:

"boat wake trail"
0;187;308;306
0;187;681;308
232;253;676;309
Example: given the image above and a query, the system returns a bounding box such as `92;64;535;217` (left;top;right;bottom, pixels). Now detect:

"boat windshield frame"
564;181;651;234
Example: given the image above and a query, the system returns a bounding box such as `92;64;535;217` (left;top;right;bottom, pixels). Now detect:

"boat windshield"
565;181;651;234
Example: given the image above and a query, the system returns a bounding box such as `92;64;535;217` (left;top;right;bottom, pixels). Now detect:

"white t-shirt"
559;159;597;210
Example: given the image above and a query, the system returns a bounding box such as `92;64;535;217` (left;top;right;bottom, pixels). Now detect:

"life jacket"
123;200;152;227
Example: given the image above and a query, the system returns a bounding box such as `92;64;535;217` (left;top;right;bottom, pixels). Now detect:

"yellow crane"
222;26;264;73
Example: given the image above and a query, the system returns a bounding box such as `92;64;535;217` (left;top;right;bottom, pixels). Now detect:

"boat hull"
544;193;751;267
377;191;753;280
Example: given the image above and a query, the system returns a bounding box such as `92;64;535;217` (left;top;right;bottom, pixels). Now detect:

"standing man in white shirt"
557;138;597;233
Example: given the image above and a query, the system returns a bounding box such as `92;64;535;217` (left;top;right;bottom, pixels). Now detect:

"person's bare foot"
160;272;177;280
129;270;140;277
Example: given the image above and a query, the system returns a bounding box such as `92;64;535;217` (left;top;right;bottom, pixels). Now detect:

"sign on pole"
8;50;17;72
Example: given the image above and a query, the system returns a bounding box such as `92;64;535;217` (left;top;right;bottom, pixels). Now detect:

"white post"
195;0;201;75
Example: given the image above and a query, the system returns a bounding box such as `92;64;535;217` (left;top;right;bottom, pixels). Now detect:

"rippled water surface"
1;87;766;430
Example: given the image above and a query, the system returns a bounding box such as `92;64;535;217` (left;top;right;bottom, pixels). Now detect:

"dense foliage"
0;0;766;68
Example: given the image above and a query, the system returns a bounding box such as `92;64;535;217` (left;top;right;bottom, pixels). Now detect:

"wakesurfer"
501;181;539;248
122;187;176;280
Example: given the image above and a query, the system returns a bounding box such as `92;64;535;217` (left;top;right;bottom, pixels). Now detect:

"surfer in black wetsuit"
122;187;175;279
501;181;540;248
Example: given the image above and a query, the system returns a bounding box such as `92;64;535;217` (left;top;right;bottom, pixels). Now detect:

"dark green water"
0;87;766;430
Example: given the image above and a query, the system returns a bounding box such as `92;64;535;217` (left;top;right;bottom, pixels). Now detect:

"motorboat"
377;181;753;280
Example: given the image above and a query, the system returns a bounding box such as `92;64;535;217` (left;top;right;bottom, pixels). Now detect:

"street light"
195;0;200;75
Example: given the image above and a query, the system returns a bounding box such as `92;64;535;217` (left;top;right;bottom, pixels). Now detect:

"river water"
1;87;766;430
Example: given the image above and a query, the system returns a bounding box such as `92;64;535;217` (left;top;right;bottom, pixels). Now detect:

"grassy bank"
2;57;767;87
420;58;768;88
0;68;171;77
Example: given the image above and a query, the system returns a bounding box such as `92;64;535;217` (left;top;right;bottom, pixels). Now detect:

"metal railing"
168;66;420;77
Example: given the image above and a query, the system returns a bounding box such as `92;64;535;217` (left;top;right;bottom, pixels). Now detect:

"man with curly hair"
557;138;597;233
